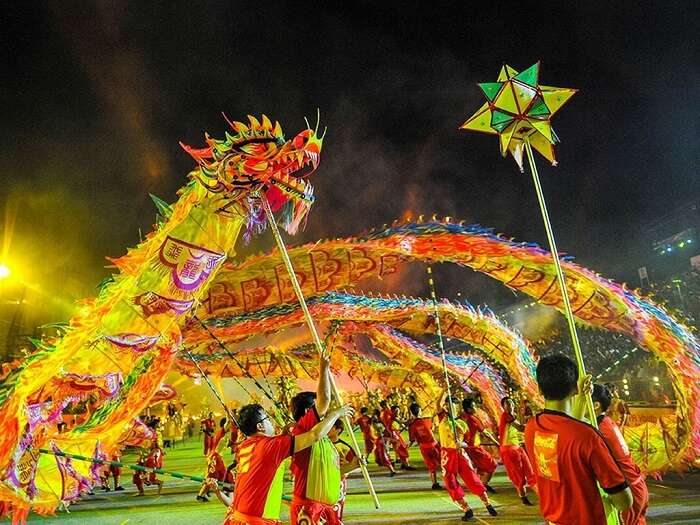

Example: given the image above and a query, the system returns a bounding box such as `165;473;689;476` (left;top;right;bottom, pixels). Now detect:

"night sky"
1;2;698;328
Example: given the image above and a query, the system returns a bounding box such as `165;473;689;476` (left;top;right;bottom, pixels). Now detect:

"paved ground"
27;438;700;524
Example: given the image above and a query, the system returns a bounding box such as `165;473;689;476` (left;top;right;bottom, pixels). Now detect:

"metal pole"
426;266;459;441
259;193;380;509
523;137;597;425
524;138;619;525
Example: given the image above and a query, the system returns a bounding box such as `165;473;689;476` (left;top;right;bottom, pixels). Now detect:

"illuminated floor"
26;438;700;524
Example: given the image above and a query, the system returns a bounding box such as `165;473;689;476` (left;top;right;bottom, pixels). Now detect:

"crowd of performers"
104;352;646;525
186;352;646;524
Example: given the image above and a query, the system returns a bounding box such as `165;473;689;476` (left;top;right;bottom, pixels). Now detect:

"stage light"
622;378;628;384
679;242;685;248
653;376;659;382
688;239;693;244
0;263;10;280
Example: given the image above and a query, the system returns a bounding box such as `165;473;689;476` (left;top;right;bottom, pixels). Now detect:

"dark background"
1;1;698;328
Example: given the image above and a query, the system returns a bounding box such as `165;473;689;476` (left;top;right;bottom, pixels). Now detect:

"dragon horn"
315;108;320;135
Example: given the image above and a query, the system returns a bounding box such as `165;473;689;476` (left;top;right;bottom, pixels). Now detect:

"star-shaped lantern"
461;62;577;170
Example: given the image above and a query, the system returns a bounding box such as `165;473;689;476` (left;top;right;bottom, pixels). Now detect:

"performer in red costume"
329;419;360;522
461;398;497;493
438;395;497;521
371;410;396;476
201;412;216;456
289;354;347;525
197;417;230;502
407;403;441;489
387;405;414;470
208;401;353;525
499;396;536;505
593;384;648;525
356;407;375;456
525;354;633;525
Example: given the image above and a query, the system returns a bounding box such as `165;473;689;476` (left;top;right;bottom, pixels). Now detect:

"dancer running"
438;395;497;521
407;403;441;489
197;418;230;502
524;354;633;525
387;404;414;470
356;407;376;456
461;398;497;493
593;384;648;525
499;396;536;505
371;410;396;476
208;402;353;525
201;412;216;456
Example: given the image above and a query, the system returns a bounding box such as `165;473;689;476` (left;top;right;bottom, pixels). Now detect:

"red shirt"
461;413;484;446
499;412;519;446
408;417;437;447
357;415;376;439
597;415;643;484
229;433;294;520
525;410;629;525
379;408;394;431
291;407;320;498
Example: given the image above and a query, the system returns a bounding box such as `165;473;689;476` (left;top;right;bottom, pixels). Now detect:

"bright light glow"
622;378;628;383
653;376;659;382
0;264;10;280
688;239;693;243
679;242;685;248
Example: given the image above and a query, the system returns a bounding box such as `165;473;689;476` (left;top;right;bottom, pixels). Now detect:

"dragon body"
197;219;699;472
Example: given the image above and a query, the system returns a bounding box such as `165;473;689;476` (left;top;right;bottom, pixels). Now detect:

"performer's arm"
207;480;232;507
294;405;354;453
572;374;593;421
316;352;332;417
340;456;360;476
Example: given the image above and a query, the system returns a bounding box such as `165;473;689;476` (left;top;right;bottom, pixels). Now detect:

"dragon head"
181;114;323;234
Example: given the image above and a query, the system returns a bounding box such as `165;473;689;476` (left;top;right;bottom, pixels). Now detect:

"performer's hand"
320;352;331;368
204;478;220;493
335;404;355;420
577;374;593;397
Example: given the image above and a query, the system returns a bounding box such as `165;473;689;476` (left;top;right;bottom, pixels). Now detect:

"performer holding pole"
259;193;380;511
461;61;618;524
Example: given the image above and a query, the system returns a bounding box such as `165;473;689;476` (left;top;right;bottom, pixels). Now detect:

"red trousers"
388;430;409;462
362;433;375;456
466;445;497;475
374;437;392;467
419;442;441;473
441;447;486;502
500;445;536;491
622;476;648;525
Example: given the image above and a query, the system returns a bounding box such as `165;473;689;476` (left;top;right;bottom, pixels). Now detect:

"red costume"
499;412;535;492
438;414;486;503
201;416;215;456
524;410;629;525
291;408;340;525
408;417;440;473
145;446;164;484
598;415;648;524
225;433;294;525
356;414;376;456
332;439;356;522
461;413;497;475
379;407;393;430
229;421;240;454
386;422;410;463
